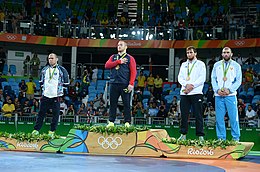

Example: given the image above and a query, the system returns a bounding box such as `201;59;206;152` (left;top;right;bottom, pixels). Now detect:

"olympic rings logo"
234;40;245;46
6;35;17;40
97;136;122;150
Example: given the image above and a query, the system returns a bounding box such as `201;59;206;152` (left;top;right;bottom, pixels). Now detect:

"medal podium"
0;126;254;160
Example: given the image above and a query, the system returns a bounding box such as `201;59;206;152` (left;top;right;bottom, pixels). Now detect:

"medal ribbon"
49;67;56;81
222;60;231;78
116;53;127;69
187;60;197;78
116;53;127;60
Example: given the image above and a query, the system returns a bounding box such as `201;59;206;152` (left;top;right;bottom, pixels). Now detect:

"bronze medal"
223;77;227;81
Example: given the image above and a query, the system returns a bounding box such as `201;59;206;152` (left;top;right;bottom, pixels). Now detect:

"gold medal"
115;65;120;70
186;76;190;81
223;77;227;81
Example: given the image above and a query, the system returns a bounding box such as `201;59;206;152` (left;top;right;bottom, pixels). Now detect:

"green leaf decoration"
0;132;61;142
162;138;239;149
73;125;149;135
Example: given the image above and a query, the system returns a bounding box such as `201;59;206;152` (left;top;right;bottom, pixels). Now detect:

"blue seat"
253;95;260;100
175;88;181;93
163;83;170;89
248;88;254;92
88;93;97;102
8;78;15;82
142;98;149;109
35;82;41;91
10;82;18;87
239;91;247;99
252;98;259;104
2;64;8;75
89;82;97;87
1;81;9;89
169;90;179;95
104;72;110;79
97;88;105;94
9;65;17;75
97;80;107;87
88;85;96;90
247;91;254;97
97;85;105;90
97;69;103;79
171;84;177;90
143;70;150;77
163;84;171;93
164;95;174;104
143;90;151;99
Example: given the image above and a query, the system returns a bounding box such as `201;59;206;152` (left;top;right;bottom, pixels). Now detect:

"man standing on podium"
177;46;206;141
105;40;137;128
211;47;242;141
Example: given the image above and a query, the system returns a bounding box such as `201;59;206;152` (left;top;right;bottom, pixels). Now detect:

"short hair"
186;46;197;53
222;47;232;53
118;40;127;47
49;53;58;58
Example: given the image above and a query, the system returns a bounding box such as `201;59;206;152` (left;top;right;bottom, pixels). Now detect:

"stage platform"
0;128;254;160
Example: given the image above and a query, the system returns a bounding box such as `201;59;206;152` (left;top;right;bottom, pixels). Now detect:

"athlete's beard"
223;56;231;61
188;56;195;61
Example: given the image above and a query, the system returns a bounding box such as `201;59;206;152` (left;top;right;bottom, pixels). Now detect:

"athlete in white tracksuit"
211;47;242;141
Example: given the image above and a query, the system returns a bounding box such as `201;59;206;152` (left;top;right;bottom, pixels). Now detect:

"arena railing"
0;113;259;128
2;19;259;40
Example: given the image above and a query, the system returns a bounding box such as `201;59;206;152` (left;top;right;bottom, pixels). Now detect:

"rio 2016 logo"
16;142;38;149
187;148;214;156
97;136;122;150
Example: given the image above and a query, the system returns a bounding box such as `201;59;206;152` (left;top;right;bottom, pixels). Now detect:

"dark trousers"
34;96;60;132
180;94;204;136
109;83;131;123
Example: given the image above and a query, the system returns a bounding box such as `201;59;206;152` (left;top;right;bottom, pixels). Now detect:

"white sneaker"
124;122;130;128
178;134;186;141
48;131;55;138
199;136;204;142
106;121;114;127
32;130;39;135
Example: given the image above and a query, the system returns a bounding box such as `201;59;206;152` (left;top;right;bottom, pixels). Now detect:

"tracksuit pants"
109;83;131;123
180;94;205;136
34;96;60;132
215;96;240;141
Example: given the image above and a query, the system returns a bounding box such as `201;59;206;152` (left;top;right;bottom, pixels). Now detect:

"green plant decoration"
0;131;59;142
74;125;149;135
162;137;239;149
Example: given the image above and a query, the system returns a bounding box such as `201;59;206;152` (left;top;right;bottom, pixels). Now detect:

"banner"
0;33;258;49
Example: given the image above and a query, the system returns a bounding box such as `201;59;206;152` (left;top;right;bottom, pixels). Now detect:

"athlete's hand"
186;84;194;91
120;58;128;64
223;88;230;95
217;89;226;96
127;84;134;92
